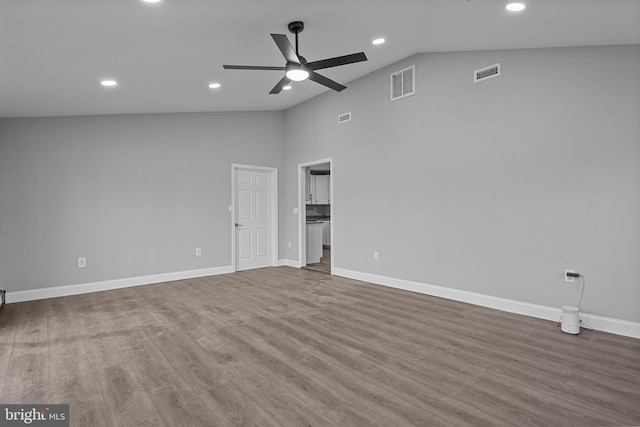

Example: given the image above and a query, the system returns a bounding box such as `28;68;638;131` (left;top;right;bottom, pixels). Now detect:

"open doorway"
298;158;332;274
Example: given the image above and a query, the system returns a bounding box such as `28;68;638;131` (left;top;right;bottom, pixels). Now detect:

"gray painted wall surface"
0;112;284;291
282;45;640;322
1;45;638;323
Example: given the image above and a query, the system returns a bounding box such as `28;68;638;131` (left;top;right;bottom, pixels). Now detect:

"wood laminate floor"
1;266;639;426
303;247;331;275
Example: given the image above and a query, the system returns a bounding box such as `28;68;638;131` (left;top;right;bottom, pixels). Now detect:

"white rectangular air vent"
474;63;501;83
390;65;415;101
338;112;352;124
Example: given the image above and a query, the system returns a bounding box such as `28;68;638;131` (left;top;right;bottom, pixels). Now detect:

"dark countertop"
306;217;331;222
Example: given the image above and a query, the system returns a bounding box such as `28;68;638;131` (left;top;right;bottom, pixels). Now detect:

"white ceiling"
1;0;639;118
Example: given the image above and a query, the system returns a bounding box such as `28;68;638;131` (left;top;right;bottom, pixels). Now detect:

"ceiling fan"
223;21;367;94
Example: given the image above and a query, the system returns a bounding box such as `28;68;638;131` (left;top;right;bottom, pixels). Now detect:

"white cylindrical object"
561;305;580;334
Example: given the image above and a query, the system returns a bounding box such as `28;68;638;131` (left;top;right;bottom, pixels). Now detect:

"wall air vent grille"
474;63;501;83
390;65;415;101
338;112;352;124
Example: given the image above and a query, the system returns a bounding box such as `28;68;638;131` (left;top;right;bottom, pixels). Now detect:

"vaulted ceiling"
2;0;639;118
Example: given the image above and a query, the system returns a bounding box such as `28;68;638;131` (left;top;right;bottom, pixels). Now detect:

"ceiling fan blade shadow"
269;76;292;94
271;34;300;64
223;65;285;71
308;52;367;71
308;71;346;92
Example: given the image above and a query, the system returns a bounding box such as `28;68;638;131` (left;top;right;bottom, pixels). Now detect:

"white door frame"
231;164;279;272
298;157;333;272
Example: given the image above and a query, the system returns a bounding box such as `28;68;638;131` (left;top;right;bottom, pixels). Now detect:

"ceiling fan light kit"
285;64;309;81
223;20;367;94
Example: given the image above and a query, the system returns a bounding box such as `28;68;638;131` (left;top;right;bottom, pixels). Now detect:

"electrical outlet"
565;269;576;283
373;251;379;260
78;257;86;268
288;241;292;249
195;248;202;256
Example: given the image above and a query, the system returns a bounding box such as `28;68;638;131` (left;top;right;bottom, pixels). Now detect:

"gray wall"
0;112;284;291
1;45;638;324
282;45;640;322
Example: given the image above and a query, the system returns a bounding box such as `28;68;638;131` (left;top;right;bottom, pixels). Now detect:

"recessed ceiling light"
506;2;526;11
372;38;386;45
141;0;161;3
100;80;117;87
283;85;292;90
208;83;221;89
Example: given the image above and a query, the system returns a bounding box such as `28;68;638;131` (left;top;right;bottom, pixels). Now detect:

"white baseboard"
278;259;301;268
333;267;640;340
7;265;234;304
578;313;640;339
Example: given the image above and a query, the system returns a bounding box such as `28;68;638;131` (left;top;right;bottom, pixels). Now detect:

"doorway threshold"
302;247;331;274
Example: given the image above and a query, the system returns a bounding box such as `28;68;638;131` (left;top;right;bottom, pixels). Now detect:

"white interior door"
235;167;275;271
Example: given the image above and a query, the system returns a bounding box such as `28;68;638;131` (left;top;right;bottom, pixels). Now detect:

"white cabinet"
305;170;312;204
315;175;330;204
309;175;330;204
322;221;331;247
306;223;323;264
308;175;316;204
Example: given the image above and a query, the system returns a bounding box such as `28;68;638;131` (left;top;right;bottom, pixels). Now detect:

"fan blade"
223;65;285;71
308;71;346;92
271;34;300;64
308;52;367;71
269;76;292;94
